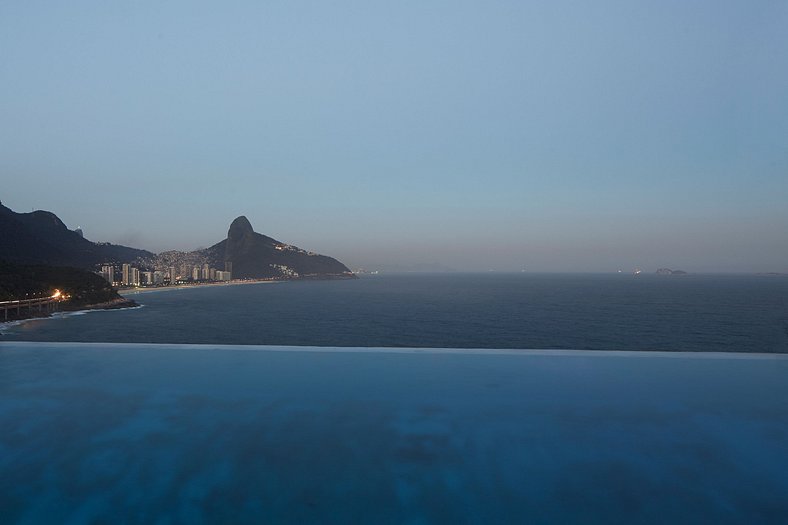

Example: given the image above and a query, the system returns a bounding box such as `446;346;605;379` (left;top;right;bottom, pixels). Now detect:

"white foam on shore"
0;305;144;333
0;319;30;332
3;341;787;360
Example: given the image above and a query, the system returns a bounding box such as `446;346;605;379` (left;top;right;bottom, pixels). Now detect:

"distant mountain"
0;201;153;269
201;216;355;279
1;201;353;280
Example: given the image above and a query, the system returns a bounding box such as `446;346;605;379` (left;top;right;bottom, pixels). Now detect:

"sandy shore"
118;279;283;296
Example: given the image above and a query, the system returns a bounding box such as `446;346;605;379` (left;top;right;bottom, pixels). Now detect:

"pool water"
2;343;787;524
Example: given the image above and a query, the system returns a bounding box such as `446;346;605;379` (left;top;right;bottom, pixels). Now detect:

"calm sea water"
2;343;788;524
2;273;787;352
4;276;788;523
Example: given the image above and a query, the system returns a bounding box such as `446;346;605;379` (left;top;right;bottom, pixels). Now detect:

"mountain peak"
209;214;354;279
26;210;68;231
0;202;153;268
228;216;254;239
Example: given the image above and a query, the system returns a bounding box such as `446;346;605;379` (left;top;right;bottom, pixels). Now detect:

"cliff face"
203;216;354;280
0;202;153;269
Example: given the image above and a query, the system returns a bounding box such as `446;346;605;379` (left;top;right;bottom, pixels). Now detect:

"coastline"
0;297;138;326
71;297;138;311
0;297;140;333
118;278;283;296
1;276;333;327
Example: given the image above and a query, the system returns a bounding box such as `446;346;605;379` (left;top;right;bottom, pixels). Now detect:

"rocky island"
655;268;688;275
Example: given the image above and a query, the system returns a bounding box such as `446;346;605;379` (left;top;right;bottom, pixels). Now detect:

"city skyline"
2;1;787;273
99;262;232;287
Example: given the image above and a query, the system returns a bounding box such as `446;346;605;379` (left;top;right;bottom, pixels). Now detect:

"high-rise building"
131;268;140;286
192;266;200;281
122;264;131;286
209;268;216;280
225;261;232;274
169;266;177;283
202;263;210;280
101;265;114;284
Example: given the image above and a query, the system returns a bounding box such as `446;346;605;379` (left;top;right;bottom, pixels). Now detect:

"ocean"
2;273;787;352
4;274;788;523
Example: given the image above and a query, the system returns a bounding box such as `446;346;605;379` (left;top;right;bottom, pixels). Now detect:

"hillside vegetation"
0;260;120;305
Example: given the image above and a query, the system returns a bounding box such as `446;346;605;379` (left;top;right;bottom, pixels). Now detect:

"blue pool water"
2;342;788;523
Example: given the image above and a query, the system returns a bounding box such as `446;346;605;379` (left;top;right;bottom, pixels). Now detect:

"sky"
1;1;787;272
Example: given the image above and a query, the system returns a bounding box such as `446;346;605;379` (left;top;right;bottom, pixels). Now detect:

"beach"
117;278;283;296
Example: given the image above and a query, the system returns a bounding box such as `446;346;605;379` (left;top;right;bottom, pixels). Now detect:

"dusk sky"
2;1;786;272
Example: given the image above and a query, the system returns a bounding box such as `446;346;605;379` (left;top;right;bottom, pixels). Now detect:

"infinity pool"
2;343;787;524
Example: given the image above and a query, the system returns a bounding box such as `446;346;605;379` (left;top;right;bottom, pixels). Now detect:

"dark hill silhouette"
0;259;125;305
0;201;152;268
203;216;354;279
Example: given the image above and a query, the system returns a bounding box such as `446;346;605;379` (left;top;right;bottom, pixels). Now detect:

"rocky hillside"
202;216;354;280
0;201;152;269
